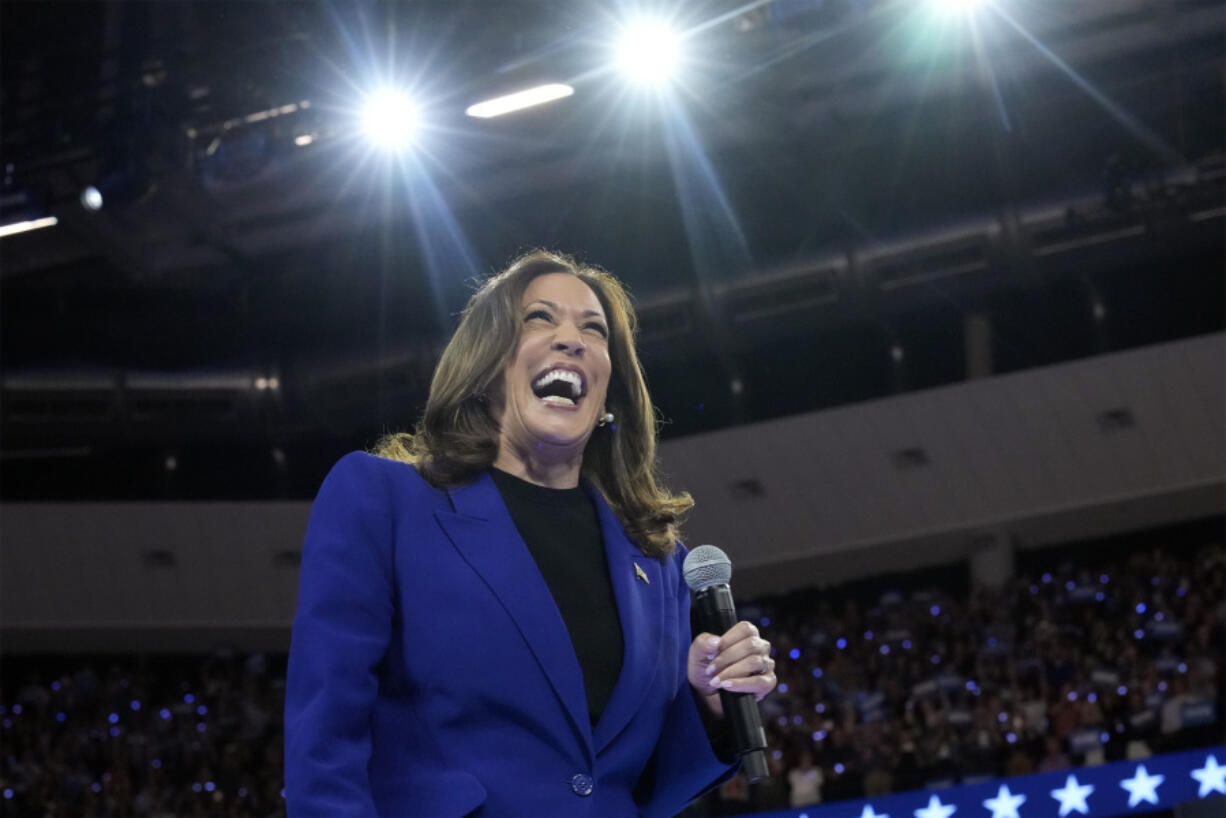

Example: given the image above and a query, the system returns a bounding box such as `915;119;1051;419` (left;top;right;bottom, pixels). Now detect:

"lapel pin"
634;563;650;584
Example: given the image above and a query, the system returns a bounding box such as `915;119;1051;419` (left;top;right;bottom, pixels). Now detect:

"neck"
492;444;584;489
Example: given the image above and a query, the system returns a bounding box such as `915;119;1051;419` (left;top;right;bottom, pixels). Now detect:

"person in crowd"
283;250;777;817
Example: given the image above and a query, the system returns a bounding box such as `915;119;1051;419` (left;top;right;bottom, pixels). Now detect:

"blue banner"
745;746;1226;818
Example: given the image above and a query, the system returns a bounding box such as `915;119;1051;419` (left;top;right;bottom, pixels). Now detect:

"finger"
692;632;721;660
705;636;770;679
710;653;775;687
716;669;777;698
719;621;759;646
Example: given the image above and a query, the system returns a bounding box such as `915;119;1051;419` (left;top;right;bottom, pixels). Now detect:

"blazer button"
570;773;594;796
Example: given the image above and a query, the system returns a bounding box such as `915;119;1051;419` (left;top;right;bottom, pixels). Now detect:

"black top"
490;468;625;726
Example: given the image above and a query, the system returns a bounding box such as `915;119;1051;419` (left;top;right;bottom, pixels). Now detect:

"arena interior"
1;2;1223;817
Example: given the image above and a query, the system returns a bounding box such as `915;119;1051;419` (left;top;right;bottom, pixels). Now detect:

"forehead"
521;272;605;316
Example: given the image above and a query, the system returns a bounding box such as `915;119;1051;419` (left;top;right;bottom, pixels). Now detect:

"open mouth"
531;367;586;406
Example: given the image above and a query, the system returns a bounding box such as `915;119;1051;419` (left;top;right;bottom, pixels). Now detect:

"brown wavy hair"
374;249;692;559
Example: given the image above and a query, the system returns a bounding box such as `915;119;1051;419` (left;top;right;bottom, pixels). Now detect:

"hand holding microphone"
683;545;775;782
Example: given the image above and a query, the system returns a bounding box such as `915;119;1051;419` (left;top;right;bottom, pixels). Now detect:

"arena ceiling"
1;0;1223;500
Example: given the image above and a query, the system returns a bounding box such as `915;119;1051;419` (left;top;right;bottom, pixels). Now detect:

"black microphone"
682;544;770;783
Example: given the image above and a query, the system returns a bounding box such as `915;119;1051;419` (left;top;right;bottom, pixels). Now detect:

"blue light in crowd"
56;712;66;722
1118;685;1129;695
930;605;941;616
816;703;827;713
1158;681;1168;692
1088;693;1098;703
779;683;789;693
159;709;171;721
772;749;783;760
880;645;890;655
1151;576;1160;586
1042;573;1052;583
864;630;874;641
197;705;208;716
1178;663;1188;673
1068;691;1078;701
1100;732;1110;744
184;694;195;704
812;730;826;741
2;790;10;799
51;681;61;691
778;716;788;726
2;720;11;729
108;712;119;724
790;648;801;660
1116;722;1126;733
997;711;1008;723
109;726;119;737
92;782;102;793
196;722;207;733
760;617;771;627
1029;585;1039;595
238;787;248;798
1136;603;1147;614
834;763;845;774
988;637;998;647
10;705;21;715
1134;629;1145;640
793;715;804;726
1154;612;1165;622
836;638;847;650
903;640;912;650
152;759;162;769
1095;592;1105;602
812;668;824;678
1065;580;1076;591
1100;574;1109;584
1006;732;1017;743
205;782;216;792
966;681;977;691
192;782;203;793
130;700;141;711
931;654;942;665
1177;586;1187;597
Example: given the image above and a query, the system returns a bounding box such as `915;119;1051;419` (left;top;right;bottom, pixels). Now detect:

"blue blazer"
285;452;735;817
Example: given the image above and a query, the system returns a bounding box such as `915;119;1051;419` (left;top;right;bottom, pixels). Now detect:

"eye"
525;309;554;324
583;321;609;339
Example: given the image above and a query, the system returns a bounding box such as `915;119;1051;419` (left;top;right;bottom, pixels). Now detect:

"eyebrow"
528;300;606;320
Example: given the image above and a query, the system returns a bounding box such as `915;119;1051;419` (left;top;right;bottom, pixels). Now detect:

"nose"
551;321;586;355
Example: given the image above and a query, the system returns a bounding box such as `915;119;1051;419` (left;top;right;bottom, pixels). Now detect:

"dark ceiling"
2;0;1223;500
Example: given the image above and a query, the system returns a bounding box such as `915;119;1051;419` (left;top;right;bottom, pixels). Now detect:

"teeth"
541;395;575;406
533;369;583;398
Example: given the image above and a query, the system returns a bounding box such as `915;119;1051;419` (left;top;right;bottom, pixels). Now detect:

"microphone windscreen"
683;544;732;591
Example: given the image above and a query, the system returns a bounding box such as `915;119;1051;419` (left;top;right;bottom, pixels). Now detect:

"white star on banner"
856;805;890;818
1191;754;1226;798
914;793;957;818
1050;774;1095;817
1120;764;1165;808
983;784;1027;818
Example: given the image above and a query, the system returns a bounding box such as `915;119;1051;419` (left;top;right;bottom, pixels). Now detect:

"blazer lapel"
588;485;664;752
434;472;593;759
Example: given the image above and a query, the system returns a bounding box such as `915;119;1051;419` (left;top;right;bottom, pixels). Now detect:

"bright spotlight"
615;20;682;87
466;84;574;119
361;89;419;150
80;186;103;211
929;0;989;16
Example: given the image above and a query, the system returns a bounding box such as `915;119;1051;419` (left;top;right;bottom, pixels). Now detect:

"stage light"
80;186;103;211
466;84;574;119
929;0;989;15
361;89;419;150
615;19;682;86
0;215;57;238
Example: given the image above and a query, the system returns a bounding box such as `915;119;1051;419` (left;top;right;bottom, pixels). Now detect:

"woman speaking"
284;250;776;817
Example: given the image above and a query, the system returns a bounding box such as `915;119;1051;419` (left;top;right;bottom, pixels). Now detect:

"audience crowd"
1;530;1221;817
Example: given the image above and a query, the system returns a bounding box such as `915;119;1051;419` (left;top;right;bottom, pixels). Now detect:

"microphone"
682;544;770;783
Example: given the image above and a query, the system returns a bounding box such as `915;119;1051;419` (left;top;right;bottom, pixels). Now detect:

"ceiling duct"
721;262;840;324
868;231;991;291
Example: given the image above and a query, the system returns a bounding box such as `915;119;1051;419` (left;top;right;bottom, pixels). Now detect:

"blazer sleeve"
284;452;396;818
637;546;740;818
